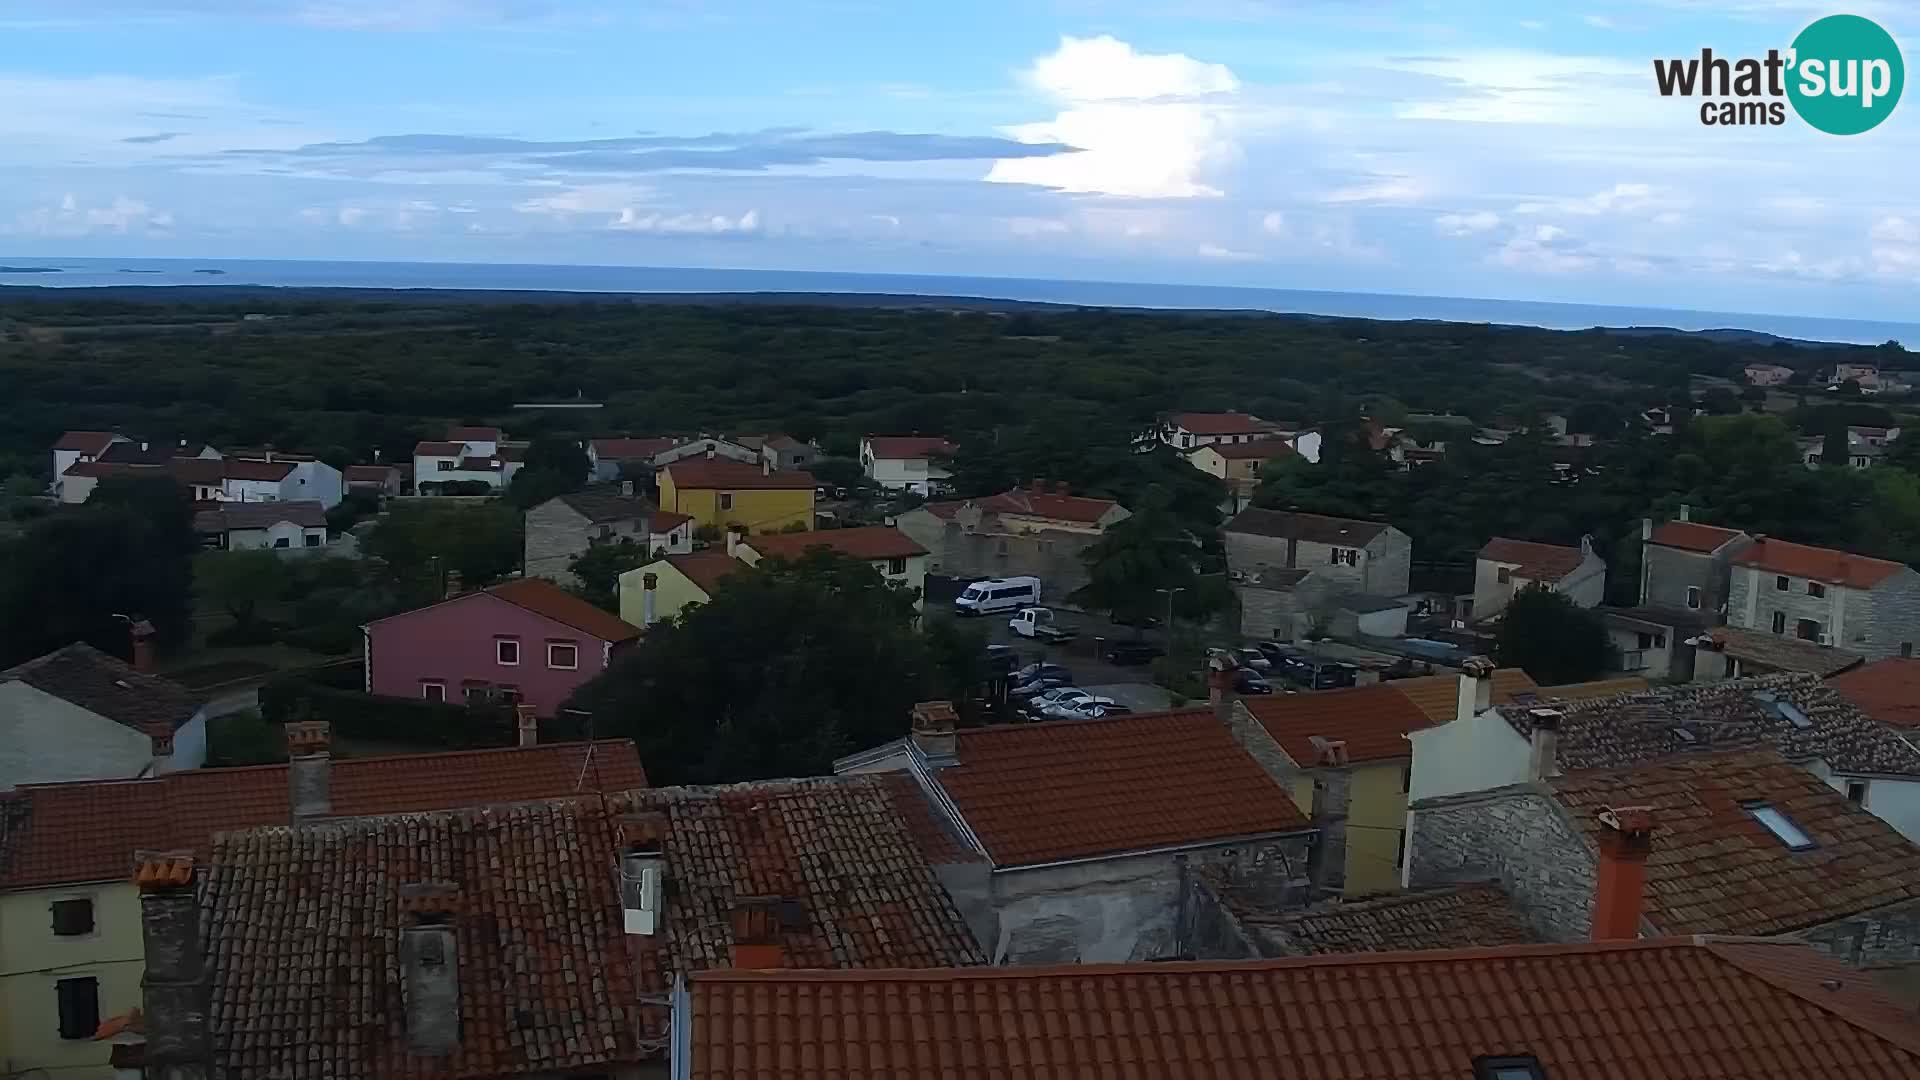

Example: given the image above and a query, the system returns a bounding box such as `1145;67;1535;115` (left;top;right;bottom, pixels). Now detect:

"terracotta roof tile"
1207;879;1540;955
1830;658;1920;728
1650;520;1747;552
1708;625;1865;677
1197;437;1296;460
344;464;396;481
591;435;679;460
1734;537;1908;589
1242;684;1435;764
665;459;816;490
1392;668;1538;723
742;525;927;562
0;741;644;889
663;551;744;595
193;499;327;532
219;458;296;481
1170;411;1276;435
1536;675;1651;701
484;577;642;641
862;435;956;460
52;430;119;454
685;938;1920;1080
1478;536;1586;581
1498;672;1920;775
1225;507;1391;546
930;709;1311;866
0;643;201;741
874;772;981;865
553;488;653;523
649;510;692;532
1550;749;1920;935
412;440;466;456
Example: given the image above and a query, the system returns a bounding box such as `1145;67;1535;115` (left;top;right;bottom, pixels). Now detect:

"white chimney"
515;704;537;748
641;572;658;627
762;455;772;476
621;480;635;497
1455;657;1496;723
1527;708;1563;781
725;526;744;558
373;448;382;463
1678;503;1692;522
618;812;668;937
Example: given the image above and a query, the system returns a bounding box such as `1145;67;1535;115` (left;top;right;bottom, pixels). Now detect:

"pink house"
364;577;641;717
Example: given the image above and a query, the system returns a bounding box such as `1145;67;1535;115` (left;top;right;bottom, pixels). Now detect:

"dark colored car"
1233;669;1275;695
984;644;1019;676
1303;661;1360;690
1008;663;1073;697
1104;640;1166;666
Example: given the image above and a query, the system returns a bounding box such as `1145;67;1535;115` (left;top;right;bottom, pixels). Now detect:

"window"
304;533;321;547
1496;566;1512;584
1808;581;1827;598
1685;585;1701;610
718;492;735;511
273;536;290;549
1180;433;1192;447
497;686;520;706
1395;827;1407;868
886;557;907;575
1796;618;1821;642
1472;1055;1546;1080
1636;631;1656;650
496;638;520;666
437;460;455;472
421;681;446;702
1847;780;1869;806
463;683;491;705
1775;575;1790;591
1400;764;1412;793
1905;642;1915;658
548;642;579;670
1329;547;1359;567
50;897;94;936
1745;801;1815;850
56;977;99;1040
1772;611;1787;634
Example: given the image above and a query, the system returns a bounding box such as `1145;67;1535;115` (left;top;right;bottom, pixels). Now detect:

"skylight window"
1474;1055;1547;1080
1669;726;1697;745
1752;692;1814;730
1744;801;1815;850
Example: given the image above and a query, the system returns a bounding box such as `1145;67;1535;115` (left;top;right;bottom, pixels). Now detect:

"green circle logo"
1787;14;1904;135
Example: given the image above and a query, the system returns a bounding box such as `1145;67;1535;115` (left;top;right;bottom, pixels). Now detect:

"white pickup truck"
1008;606;1078;644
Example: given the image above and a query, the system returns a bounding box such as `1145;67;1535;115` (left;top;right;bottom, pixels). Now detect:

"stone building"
894;482;1129;603
1726;535;1920;661
1470;536;1606;623
523;488;692;585
1223;509;1411;641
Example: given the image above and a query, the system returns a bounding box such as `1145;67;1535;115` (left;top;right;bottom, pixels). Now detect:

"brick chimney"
1206;653;1238;729
1527;708;1562;781
134;851;208;1077
641;571;658;627
729;896;787;969
1454;656;1497;723
129;619;156;674
515;704;538;748
398;882;462;1056
909;700;958;768
284;721;331;823
1591;805;1656;941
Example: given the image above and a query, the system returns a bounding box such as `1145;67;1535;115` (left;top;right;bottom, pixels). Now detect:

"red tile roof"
591;435;678;460
927;485;1121;525
863;435;956;460
220;458;296;481
931;709;1310;866
665;459;817;490
1199;877;1538;955
1170;411;1274;435
0;740;645;889
1830;658;1920;728
62;459;156;479
1197;437;1296;460
664;551;745;595
1243;683;1435;764
1478;536;1586;581
447;425;501;441
486;577;642;642
1391;668;1539;722
742;525;927;562
53;430;119;454
0;643;201;741
1549;749;1920;936
1733;537;1908;589
1650;520;1746;553
649;509;693;533
344;464;396;481
412;440;467;456
685;937;1920;1080
193;499;327;532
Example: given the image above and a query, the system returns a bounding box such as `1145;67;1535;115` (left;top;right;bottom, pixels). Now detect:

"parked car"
1009;606;1078;644
1234;669;1275;695
1259;644;1316;685
1051;699;1129;721
1008;664;1073;698
1105;640;1166;666
1300;660;1360;690
1233;647;1272;672
1038;689;1116;720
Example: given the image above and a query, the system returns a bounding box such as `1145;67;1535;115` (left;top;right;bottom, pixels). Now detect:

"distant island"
193;268;227;275
0;266;61;274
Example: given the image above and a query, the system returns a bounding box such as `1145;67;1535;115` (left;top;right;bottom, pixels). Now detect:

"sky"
0;0;1917;319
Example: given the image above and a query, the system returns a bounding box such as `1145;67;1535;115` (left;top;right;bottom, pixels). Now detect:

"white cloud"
1260;211;1286;235
988;36;1240;198
1494;223;1593;272
1581;14;1616;28
516;183;654;216
1387;50;1653;126
10;193;173;236
1197;242;1258;260
1006;216;1070;236
1519;18;1547;30
612;207;760;234
1871;215;1920;279
1435;209;1500;235
1516;182;1659;217
336;206;369;226
1323;175;1427;205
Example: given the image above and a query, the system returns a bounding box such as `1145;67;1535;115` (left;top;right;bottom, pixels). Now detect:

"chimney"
1526;708;1562;781
621;480;635;498
1029;477;1044;493
397;882;463;1056
1206;654;1238;729
1455;655;1497;723
129;619;156;674
1678;503;1692;522
762;455;772;476
515;704;538;748
1591;806;1656;941
705;446;716;460
1054;480;1070;495
641;571;658;626
1640;517;1653;542
285;721;331;822
725;525;745;558
444;570;463;599
134;852;208;1076
909;700;958;768
618;812;669;939
373;448;382;463
140;441;149;452
729;896;787;969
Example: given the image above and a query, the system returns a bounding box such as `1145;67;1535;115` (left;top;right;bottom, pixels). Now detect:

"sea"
1;256;1915;347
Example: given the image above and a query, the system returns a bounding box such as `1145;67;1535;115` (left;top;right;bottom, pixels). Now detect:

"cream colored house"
734;525;929;609
618;551;744;627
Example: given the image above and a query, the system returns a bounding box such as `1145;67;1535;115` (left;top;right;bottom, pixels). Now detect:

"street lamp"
1155;587;1186;637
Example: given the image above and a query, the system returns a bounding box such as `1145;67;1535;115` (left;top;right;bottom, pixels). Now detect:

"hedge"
258;673;512;750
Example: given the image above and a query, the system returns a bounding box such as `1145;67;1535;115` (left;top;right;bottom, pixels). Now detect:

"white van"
953;576;1041;616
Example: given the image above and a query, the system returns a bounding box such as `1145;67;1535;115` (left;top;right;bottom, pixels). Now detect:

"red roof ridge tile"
958;705;1212;738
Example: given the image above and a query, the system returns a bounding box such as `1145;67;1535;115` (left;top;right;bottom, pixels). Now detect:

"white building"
194;500;330;553
860;436;956;495
413;426;526;495
0;642;207;790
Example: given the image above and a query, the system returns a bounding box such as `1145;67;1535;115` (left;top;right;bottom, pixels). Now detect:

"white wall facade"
227;521;328;552
1405;702;1532;805
0;683;156;790
862;453;950;495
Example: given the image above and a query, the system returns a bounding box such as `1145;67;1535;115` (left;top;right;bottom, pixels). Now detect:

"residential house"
1745;362;1796;386
192;500;328;553
55;441;343;508
658;457;816;533
123;771;981;1078
1184;438;1294;512
859;435;956;495
835;701;1316;965
734;524;929;608
343;463;401;495
523;488;693;584
1693;625;1865;682
1599;515;1751;680
1854;424;1902;447
1801;427;1897;469
219;450;344;507
1831;658;1920;731
1407;666;1920;844
1471;536;1606;623
1223;509;1412;641
411;425;526;494
586;435;680;483
896;482;1129;603
742;432;817;472
1409;747;1920;972
47;431;128;499
1726;535;1920;660
674;937;1920;1079
1831;361;1883;392
0;642;206;791
1193;879;1538;959
617;551;743;627
363;577;640;717
0;732;644;1080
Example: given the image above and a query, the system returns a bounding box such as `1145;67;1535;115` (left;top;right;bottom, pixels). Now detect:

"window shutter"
56;977;99;1040
50;898;94;937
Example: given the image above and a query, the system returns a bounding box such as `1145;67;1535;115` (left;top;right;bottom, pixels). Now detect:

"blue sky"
0;0;1916;318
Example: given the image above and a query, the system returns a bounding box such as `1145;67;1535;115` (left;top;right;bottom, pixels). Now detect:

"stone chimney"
134;852;208;1078
909;700;958;768
1206;653;1238;729
398;882;463;1056
285;721;331;823
1591;806;1656;940
621;479;635;497
641;572;658;627
1454;656;1497;723
129;619;156;674
515;704;538;748
1305;737;1352;896
444;570;463;600
725;525;745;558
1527;708;1562;781
1678;503;1692;522
729;896;787;969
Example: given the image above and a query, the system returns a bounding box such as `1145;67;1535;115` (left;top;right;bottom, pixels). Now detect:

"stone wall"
1235;582;1305;642
894;511;1100;603
1864;572;1920;660
1407;788;1599;942
1801;896;1920;970
1644;544;1721;612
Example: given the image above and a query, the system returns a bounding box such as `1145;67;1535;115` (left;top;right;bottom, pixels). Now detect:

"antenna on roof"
561;707;602;794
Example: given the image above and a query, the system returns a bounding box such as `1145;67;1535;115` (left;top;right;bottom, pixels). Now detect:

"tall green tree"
364;501;524;595
197;549;290;633
567;539;649;611
1071;486;1227;626
506;437;592;509
1493;584;1612;685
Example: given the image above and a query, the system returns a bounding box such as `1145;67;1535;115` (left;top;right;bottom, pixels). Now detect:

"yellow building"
1185;439;1296;511
618;551;744;626
1;881;144;1078
658;458;815;533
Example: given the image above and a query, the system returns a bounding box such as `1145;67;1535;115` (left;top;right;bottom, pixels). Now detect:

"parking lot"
936;605;1169;689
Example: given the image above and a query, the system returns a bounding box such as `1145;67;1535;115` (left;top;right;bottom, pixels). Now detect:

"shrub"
206;709;288;767
258;673;511;749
